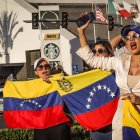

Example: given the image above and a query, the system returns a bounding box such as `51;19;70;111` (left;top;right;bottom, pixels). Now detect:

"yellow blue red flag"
50;69;120;130
123;100;140;140
3;78;69;128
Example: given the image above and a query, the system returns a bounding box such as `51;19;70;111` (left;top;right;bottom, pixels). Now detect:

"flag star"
103;85;107;90
39;105;42;108
86;104;91;109
97;85;102;90
32;101;35;103
20;104;23;107
87;97;92;103
93;87;96;92
29;100;31;102
35;102;38;105
110;92;115;98
107;88;111;93
89;91;94;97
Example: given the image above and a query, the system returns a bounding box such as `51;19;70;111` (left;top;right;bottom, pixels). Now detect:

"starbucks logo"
44;43;60;59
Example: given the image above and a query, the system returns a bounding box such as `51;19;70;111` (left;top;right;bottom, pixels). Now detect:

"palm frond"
10;21;18;36
7;11;13;34
10;13;18;35
13;27;23;40
0;17;3;30
0;11;23;51
2;11;8;38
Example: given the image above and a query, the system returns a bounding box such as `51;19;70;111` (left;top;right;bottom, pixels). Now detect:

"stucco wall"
0;0;41;64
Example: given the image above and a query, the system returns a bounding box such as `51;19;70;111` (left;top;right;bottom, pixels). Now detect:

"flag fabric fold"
50;69;120;131
112;1;133;19
123;1;134;13
123;100;140;140
122;1;140;23
108;0;116;15
95;6;108;23
3;78;69;129
118;10;133;19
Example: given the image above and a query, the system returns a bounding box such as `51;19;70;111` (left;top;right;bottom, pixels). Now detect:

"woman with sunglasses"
92;40;114;57
77;21;140;140
78;20;114;140
90;40;114;140
33;58;72;140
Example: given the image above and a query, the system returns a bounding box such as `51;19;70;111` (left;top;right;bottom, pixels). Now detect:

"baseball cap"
34;58;48;70
121;25;140;37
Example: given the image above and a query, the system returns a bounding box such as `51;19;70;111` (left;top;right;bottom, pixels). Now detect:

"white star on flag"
107;88;111;93
103;85;107;90
87;97;92;103
97;85;102;90
89;91;94;96
86;104;91;109
110;92;115;98
93;87;96;92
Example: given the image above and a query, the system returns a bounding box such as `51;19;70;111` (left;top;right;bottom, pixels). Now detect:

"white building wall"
0;1;84;76
0;0;41;63
60;34;72;75
0;0;7;62
60;28;83;75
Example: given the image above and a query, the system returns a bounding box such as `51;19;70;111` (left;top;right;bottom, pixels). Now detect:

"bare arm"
110;35;122;52
77;20;91;48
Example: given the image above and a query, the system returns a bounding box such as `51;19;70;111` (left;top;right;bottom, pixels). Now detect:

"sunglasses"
36;64;51;71
92;48;107;54
124;33;140;41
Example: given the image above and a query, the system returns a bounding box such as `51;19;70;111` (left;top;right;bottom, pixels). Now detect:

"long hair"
92;40;114;56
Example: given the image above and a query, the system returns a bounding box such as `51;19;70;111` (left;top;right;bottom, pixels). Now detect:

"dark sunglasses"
124;33;140;41
36;64;51;71
92;48;107;54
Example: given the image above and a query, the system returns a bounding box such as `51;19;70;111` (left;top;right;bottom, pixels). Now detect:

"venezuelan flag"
123;100;140;140
3;78;69;128
50;69;120;130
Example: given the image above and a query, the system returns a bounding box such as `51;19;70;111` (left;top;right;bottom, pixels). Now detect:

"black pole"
23;19;123;29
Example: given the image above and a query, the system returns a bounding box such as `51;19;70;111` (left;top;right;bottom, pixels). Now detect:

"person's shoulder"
114;47;129;57
117;52;130;62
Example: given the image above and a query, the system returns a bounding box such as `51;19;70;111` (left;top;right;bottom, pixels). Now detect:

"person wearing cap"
110;25;140;57
33;58;71;140
76;22;140;140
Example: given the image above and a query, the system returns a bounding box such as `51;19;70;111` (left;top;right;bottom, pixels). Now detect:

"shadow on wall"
0;11;23;63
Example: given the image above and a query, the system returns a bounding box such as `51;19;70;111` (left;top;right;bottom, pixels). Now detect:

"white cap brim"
34;58;48;70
